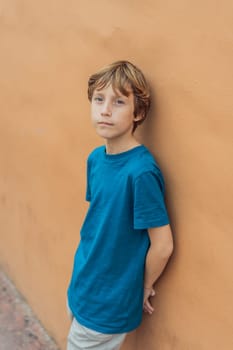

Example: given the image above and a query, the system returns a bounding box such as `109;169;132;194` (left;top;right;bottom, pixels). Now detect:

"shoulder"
131;145;162;177
129;146;166;191
87;145;105;163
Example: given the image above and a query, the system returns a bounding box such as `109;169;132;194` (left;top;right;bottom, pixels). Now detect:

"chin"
96;130;114;139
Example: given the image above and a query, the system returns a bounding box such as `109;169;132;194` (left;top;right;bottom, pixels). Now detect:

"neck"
105;136;141;155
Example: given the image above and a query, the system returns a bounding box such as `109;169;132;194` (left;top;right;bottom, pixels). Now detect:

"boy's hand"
143;287;156;315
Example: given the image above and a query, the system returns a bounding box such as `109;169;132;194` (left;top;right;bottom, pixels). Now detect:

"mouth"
98;122;114;126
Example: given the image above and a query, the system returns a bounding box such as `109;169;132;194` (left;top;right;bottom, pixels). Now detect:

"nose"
101;101;112;116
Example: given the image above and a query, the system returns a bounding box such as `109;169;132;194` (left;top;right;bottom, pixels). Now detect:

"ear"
134;113;144;122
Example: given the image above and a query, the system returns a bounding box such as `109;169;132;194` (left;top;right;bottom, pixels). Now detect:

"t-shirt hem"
73;312;141;335
134;218;170;230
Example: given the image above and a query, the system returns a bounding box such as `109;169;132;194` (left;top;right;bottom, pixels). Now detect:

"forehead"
94;83;133;98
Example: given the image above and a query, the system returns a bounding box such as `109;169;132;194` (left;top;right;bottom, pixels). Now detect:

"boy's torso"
68;145;169;334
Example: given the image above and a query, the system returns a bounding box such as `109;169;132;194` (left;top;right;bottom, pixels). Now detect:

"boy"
67;61;173;350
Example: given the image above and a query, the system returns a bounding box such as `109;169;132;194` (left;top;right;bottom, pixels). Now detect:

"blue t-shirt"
67;145;170;334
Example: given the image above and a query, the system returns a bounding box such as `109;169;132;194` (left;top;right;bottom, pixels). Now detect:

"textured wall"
0;1;233;349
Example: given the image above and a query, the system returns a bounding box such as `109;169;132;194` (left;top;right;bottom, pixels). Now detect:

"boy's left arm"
143;224;173;315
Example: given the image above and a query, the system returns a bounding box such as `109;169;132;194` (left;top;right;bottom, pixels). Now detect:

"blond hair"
87;60;151;132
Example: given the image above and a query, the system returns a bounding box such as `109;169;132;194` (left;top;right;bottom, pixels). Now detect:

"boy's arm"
143;224;173;314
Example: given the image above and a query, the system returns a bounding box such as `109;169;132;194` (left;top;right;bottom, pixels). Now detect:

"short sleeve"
133;170;170;229
85;157;91;202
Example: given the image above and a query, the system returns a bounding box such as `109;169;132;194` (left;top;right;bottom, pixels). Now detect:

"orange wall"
0;1;233;349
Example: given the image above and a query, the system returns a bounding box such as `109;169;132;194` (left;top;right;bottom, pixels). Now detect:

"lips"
98;122;113;126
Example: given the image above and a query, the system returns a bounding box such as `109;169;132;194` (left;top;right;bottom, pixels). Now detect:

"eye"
93;96;103;103
115;98;125;105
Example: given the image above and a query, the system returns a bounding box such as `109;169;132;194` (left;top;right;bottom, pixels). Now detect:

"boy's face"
91;84;142;142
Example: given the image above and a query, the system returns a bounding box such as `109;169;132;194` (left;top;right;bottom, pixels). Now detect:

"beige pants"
67;318;126;350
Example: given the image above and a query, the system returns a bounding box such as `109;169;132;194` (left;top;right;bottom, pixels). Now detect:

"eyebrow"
93;91;129;99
